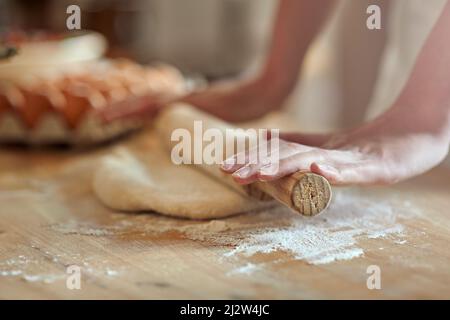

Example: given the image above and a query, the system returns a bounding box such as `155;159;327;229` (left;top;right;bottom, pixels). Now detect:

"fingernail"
221;159;235;170
233;166;251;178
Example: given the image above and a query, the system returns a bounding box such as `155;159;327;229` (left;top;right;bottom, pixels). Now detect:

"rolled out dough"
93;131;267;219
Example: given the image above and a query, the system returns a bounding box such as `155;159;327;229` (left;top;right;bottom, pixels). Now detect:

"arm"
182;0;334;122
222;1;450;185
388;0;450;140
100;0;334;123
260;0;335;100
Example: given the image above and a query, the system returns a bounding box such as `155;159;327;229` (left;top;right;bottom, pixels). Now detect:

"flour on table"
222;190;413;266
94;189;416;267
226;263;263;276
0;250;124;284
51;221;116;237
0;189;415;285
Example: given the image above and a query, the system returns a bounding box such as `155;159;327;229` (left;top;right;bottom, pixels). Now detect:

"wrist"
388;103;449;140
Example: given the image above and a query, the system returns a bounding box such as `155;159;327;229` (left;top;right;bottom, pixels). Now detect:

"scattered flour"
102;188;415;272
105;268;120;276
111;189;416;273
0;251;124;284
226;263;263;276
22;274;66;284
0;189;417;281
223;190;412;265
50;221;115;237
0;270;23;276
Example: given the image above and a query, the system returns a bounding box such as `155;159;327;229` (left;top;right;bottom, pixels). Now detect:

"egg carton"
0;59;186;145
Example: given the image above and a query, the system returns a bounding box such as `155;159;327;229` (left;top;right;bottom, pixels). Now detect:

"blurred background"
1;0;449;143
0;0;275;78
1;0;449;167
0;0;384;131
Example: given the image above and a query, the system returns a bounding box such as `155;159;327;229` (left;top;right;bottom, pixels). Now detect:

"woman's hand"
181;0;334;123
98;94;165;123
221;106;450;185
180;76;290;122
97;75;288;123
98;0;333;123
223;0;450;186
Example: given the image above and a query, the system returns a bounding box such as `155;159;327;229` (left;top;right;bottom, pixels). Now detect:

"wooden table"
0;129;449;299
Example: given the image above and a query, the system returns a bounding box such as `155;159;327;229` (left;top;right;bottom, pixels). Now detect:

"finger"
179;92;201;106
221;137;280;172
257;150;326;181
228;139;282;183
310;162;342;184
223;140;275;177
100;90;182;123
231;160;272;184
220;150;249;172
257;147;362;182
179;90;217;108
226;141;317;181
98;95;159;123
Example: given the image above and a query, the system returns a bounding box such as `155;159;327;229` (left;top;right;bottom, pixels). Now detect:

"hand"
97;93;175;123
97;76;286;123
181;76;290;122
221;106;450;185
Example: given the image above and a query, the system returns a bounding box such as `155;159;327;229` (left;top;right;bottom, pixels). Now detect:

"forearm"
393;0;450;141
261;0;335;95
181;0;335;123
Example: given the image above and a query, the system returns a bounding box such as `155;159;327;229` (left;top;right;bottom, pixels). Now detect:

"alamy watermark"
170;122;280;172
66;5;81;30
65;3;381;32
366;4;381;30
366;265;381;290
66;264;81;290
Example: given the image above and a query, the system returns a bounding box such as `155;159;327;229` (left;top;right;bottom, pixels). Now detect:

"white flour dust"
226;263;263;276
224;190;411;265
51;221;115;237
105;188;416;271
0;250;123;284
0;189;417;281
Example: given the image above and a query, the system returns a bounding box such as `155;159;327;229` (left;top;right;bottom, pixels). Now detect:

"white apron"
286;0;447;130
287;0;446;127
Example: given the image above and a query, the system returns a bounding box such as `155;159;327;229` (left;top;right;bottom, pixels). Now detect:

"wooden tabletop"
0;129;449;299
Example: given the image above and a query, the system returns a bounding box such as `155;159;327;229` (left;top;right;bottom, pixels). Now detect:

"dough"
93;131;266;219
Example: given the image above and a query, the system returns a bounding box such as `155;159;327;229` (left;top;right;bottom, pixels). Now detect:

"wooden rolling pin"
155;103;332;216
